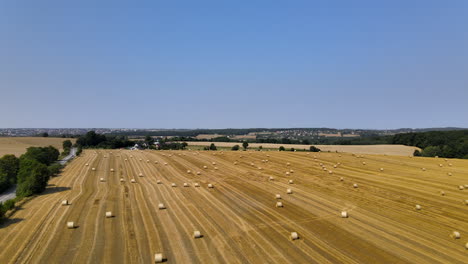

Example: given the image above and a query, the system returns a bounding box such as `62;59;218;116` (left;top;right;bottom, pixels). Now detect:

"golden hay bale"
193;231;202;238
146;160;150;163
110;168;114;172
155;253;164;263
258;167;263;170
333;165;337;168
208;183;214;188
340;177;344;181
154;161;158;164
451;231;461;239
156;180;162;184
328;170;333;174
92;168;96;171
105;211;113;218
269;176;274;181
194;183;200;187
353;183;358;188
422;168;426;171
362;162;366;165
285;172;290;176
183;183;189;187
139;173;144;177
415;205;422;210
459;185;465;190
287;188;293;194
203;165;208;169
290;232;299;240
440;191;445;196
286;162;291;166
212;162;216;165
380;168;384;172
196;171;201;175
67;222;75;229
276;202;283;207
62;200;69;206
164;162;168;166
120;178;124;182
234;161;238;165
290;169;294;173
187;170;191;174
449;163;453;166
214;167;219;170
158;203;166;209
439;164;443;167
100;178;105;182
275;194;281;199
341;211;348;218
171;183;177;187
131;179;136;183
464;200;468;205
448;172;453;176
85;163;89;166
288;180;294;184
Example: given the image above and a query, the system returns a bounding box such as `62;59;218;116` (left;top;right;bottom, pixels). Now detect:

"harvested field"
0;137;74;157
1;150;468;263
186;142;419;156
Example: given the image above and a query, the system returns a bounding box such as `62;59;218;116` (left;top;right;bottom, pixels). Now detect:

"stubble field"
0;137;73;157
1;149;467;263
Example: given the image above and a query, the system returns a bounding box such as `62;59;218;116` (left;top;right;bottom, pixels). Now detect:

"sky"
0;0;467;129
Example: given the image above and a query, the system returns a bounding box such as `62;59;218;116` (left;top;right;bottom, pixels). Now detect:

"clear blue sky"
1;1;467;129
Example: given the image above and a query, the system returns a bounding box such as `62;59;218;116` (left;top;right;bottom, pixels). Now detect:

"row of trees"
76;131;134;149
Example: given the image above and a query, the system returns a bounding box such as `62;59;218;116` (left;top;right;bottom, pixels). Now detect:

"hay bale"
258;167;262;170
67;222;75;229
341;211;348;218
131;179;136;183
187;170;191;174
196;171;201;175
353;183;358;188
212;162;216;165
275;194;281;199
440;191;445;196
62;200;69;206
164;162;168;166
139;173;144;177
269;176;274;181
439;164;443;167
422;168;426;171
208;183;214;188
85;163;89;166
449;163;453;167
448;172;453;176
464;200;468;205
285;172;290;176
250;163;255;166
100;178;105;182
214;167;219;170
125;159;128;161
183;183;189;187
92;168;96;171
193;231;202;238
290;232;299;240
158;203;166;209
415;204;422;210
276;202;283;207
156;180;162;184
146;160;150;163
106;211;113;218
459;185;465;190
287;188;293;194
328;170;333;174
380;168;384;172
171;183;177;187
340;177;344;181
452;231;461;239
155;253;164;263
154;161;158;164
286;162;291;166
120;178;124;182
110;168;114;172
203;165;208;169
234;161;238;165
333;165;337;168
288;180;294;184
362;162;366;165
194;183;200;187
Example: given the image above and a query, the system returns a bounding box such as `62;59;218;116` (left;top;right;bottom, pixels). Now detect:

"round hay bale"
440;191;445;196
92;168;96;171
155;161;158;164
464;200;468;205
146;160;150;163
208;183;214;188
285;172;290;176
193;231;202;238
353;183;358;188
203;165;208;169
125;159;128;161
131;179;136;183
106;211;113;218
183;183;189;187
459;185;465;190
100;178;105;182
171;183;177;187
62;200;69;206
120;178;125;182
234;161;238;165
415;204;422;210
196;171;201;175
194;183;200;187
67;222;75;229
448;172;452;176
328;170;333;174
452;231;461;239
158;203;166;210
340;177;344;182
258;167;262;170
288;180;294;184
449;163;453;167
422;168;426;171
214;167;219;170
341;211;348;218
187;170;191;174
110;168;115;172
439;164;443;167
164;162;168;166
139;173;144;177
287;188;293;194
139;159;142;161
380;168;384;172
155;253;164;263
290;232;299;240
269;176;274;181
286;162;291;166
276;202;283;207
156;180;162;184
250;162;255;166
362;162;366;165
85;163;89;166
465;185;468;188
212;162;216;165
275;194;281;199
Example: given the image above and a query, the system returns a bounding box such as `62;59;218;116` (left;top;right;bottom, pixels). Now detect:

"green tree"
16;158;50;197
62;140;73;150
231;145;240;151
0;155;20;192
209;143;217;150
279;146;285;151
41;132;49;137
309;146;321;152
242;142;249;150
21;146;59;166
413;150;421;156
